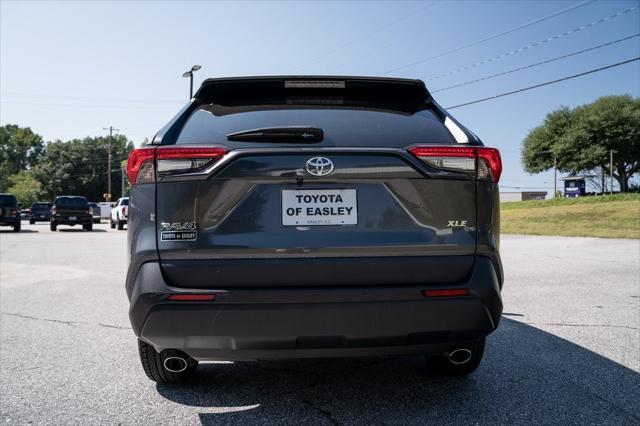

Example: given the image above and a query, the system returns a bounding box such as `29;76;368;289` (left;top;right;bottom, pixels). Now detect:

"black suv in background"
0;193;21;232
126;76;503;384
51;196;93;231
29;202;53;224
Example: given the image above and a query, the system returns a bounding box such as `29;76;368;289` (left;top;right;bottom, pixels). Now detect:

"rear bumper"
128;256;502;361
52;215;92;225
0;218;19;226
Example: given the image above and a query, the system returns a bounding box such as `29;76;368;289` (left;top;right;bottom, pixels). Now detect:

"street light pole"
182;65;201;99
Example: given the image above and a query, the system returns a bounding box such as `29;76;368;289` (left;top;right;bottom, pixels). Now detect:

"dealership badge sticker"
161;221;197;241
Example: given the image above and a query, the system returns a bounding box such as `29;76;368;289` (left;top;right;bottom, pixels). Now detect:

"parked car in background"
29;202;53;224
0;193;20;232
50;196;93;231
88;203;101;223
20;209;30;220
110;197;128;230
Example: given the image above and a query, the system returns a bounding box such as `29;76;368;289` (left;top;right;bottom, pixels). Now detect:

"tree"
7;171;42;207
522;95;640;192
34;135;134;201
0;125;44;191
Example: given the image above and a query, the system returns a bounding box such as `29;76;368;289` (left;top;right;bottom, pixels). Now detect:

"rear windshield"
33;203;52;209
55;197;88;208
0;194;17;207
121;199;129;206
176;106;453;147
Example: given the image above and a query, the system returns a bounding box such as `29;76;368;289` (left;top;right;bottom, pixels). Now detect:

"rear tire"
117;220;124;230
137;339;197;384
425;338;485;377
13;221;21;232
110;218;116;229
50;222;57;232
83;223;93;231
29;219;35;225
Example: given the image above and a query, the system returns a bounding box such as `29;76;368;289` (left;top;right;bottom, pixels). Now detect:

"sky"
1;0;639;195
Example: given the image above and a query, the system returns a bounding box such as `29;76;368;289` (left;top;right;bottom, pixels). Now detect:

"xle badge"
447;220;468;227
161;221;197;241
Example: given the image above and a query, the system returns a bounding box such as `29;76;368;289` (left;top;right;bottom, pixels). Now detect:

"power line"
384;5;638;79
381;0;598;75
309;1;440;65
432;33;640;93
446;57;640;110
0;100;179;109
0;92;182;105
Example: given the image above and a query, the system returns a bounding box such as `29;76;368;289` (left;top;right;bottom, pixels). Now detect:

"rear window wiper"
226;126;323;142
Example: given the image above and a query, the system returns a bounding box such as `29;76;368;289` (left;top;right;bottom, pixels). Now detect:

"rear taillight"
51;206;56;215
126;148;156;185
121;206;126;215
156;146;228;173
126;146;228;185
408;146;502;183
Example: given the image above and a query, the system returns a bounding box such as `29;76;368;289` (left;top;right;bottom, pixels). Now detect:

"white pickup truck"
110;197;129;230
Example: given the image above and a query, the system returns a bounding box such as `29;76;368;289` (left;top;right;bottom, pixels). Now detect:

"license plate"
282;189;357;226
69;216;77;221
39;215;45;218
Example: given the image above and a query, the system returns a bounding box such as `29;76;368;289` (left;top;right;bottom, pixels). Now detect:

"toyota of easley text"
125;76;503;383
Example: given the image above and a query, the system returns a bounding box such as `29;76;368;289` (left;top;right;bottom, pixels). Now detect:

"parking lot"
1;223;638;425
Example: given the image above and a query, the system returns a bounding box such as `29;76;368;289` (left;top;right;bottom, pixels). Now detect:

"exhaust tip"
163;356;188;373
449;348;472;365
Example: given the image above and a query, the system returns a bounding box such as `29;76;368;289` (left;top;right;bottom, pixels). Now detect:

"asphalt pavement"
1;222;639;425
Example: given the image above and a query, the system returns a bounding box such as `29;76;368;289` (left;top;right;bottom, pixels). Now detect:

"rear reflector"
408;146;502;183
168;294;216;301
423;289;469;297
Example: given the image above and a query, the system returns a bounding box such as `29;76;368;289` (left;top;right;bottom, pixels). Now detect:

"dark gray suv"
126;76;503;384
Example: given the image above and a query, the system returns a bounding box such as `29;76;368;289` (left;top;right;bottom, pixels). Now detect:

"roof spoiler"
193;76;431;112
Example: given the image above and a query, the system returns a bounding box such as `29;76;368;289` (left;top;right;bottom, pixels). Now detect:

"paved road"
1;223;639;425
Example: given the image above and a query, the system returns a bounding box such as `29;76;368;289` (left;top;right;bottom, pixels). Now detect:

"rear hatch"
32;203;52;216
151;77;487;289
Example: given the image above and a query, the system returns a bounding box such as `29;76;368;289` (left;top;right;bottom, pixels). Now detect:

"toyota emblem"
305;157;334;177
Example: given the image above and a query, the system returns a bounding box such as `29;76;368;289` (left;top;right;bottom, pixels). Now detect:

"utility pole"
103;126;119;202
609;149;617;195
553;154;557;198
121;167;125;198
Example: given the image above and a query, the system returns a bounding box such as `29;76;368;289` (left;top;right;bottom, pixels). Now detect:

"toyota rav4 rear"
126;76;503;384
